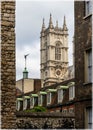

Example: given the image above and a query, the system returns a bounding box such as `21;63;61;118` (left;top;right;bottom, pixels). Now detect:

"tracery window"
55;43;61;60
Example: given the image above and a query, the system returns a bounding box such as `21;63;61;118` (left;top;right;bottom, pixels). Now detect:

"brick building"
74;1;92;129
16;78;75;114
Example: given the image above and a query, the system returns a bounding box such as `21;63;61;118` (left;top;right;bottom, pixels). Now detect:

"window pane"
88;49;92;66
86;49;92;82
85;1;92;15
69;86;75;100
87;107;92;129
47;93;51;104
87;49;92;82
24;99;27;109
88;66;92;82
30;98;33;107
58;89;63;102
38;95;42;105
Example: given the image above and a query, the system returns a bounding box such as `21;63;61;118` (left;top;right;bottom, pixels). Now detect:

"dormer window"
23;99;27;110
30;94;38;108
38;91;47;106
23;96;30;110
47;92;51;105
16;98;23;111
57;85;68;103
58;89;63;103
69;85;75;100
30;97;34;108
38;95;42;106
46;89;57;105
68;82;75;100
85;0;92;16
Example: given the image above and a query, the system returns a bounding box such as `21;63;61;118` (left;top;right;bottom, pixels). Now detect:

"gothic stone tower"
40;14;68;87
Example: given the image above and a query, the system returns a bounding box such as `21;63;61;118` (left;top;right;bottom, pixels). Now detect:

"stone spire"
63;15;68;31
56;20;58;28
49;13;53;28
42;18;45;32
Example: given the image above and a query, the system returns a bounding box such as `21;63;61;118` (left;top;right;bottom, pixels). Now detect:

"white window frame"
58;89;63;103
84;49;92;83
16;100;20;111
56;110;60;112
62;109;67;114
85;0;92;16
69;108;74;113
69;86;75;100
47;92;51;105
23;99;27;110
30;97;34;108
38;95;42;106
87;108;92;129
85;107;92;129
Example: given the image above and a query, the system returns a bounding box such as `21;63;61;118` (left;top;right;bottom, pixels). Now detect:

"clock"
55;69;61;77
56;70;61;75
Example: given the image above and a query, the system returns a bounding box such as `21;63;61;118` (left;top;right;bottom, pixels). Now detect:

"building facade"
40;14;69;87
16;78;41;94
74;1;92;129
16;78;75;113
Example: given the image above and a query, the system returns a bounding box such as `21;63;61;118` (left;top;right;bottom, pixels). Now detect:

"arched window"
55;43;61;60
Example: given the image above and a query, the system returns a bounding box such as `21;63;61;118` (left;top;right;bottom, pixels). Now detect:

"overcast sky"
16;0;74;80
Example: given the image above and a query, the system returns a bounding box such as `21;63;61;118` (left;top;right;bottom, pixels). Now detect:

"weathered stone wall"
16;112;75;129
1;1;16;128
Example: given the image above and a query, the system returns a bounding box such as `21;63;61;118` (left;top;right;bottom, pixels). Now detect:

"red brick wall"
34;79;41;92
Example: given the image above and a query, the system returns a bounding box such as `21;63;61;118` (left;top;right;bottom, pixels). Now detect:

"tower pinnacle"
49;13;53;28
56;20;58;28
63;15;68;31
42;18;45;32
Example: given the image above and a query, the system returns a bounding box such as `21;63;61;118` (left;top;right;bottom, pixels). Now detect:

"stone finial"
63;15;66;26
49;13;53;28
23;54;29;79
56;20;58;28
63;15;68;31
42;18;45;32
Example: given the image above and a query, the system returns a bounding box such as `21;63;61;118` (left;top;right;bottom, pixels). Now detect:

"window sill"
58;100;62;103
47;103;51;105
38;104;42;106
83;82;92;86
69;98;74;101
30;106;34;109
83;13;92;19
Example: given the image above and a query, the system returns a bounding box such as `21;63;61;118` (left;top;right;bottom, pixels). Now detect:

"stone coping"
16;111;75;118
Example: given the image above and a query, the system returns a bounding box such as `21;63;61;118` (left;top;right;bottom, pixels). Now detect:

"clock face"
55;69;61;77
56;70;61;75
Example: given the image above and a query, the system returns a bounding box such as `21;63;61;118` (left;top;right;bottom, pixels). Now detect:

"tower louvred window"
55;43;61;60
